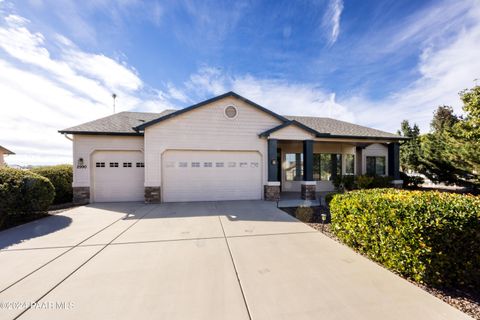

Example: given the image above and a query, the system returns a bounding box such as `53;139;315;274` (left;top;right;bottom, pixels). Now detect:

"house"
0;145;14;167
59;92;405;204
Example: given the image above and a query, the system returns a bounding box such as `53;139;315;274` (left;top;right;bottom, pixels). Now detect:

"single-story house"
0;145;14;167
59;92;406;204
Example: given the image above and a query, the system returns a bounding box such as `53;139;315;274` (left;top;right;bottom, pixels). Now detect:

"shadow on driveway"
0;215;72;249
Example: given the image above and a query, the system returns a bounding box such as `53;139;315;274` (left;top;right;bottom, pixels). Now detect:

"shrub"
0;168;55;226
295;206;313;223
355;175;374;189
332;175;355;191
325;192;341;206
330;189;480;288
31;164;73;204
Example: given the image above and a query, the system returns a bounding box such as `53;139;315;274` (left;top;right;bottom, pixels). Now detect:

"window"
313;154;342;181
285;153;303;181
96;162;105;168
204;162;212;167
224;105;238;118
123;162;132;168
215;162;224;168
136;162;144;167
192;162;200;168
345;154;355;175
109;162;119;168
366;156;386;176
179;162;188;168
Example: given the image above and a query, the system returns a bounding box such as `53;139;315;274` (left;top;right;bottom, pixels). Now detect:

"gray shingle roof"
59;110;176;135
59;110;401;139
285;115;401;139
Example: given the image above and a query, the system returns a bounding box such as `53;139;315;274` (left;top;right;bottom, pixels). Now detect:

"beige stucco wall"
280;141;357;192
72;135;144;187
144;96;283;187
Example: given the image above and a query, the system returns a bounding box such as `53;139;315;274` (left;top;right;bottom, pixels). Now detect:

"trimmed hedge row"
0;168;55;226
31;164;73;204
330;189;480;288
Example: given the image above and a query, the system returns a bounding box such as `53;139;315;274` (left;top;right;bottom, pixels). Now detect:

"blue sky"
0;0;479;165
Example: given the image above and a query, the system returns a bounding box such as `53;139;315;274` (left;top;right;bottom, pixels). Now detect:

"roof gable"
259;120;321;138
134;91;288;131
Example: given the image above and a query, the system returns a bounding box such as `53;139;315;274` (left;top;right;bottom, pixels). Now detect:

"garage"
162;150;262;202
92;150;144;202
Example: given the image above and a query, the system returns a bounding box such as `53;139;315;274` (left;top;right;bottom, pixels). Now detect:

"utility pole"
112;93;117;114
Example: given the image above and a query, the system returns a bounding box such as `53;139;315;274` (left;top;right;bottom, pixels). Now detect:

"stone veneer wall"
264;185;280;201
145;186;161;203
301;184;316;200
73;187;90;204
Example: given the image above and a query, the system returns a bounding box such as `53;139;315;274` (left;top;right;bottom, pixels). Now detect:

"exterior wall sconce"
271;159;277;165
77;157;87;169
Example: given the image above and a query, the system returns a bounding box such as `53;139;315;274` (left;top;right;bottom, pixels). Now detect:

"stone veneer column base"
145;186;161;203
264;182;280;201
73;187;90;204
301;182;316;200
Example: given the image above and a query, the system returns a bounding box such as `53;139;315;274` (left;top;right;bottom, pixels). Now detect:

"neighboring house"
0;145;14;167
59;92;406;204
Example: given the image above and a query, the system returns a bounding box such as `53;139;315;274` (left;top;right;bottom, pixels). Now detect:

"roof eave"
58;130;144;136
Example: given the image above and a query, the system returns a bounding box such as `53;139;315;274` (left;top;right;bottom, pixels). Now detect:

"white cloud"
182;68;355;122
322;0;344;45
341;0;480;133
0;13;171;166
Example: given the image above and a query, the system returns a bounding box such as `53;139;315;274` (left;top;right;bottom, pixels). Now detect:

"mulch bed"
280;205;480;320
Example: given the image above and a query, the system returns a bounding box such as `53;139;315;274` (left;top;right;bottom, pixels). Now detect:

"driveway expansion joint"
11;205;156;319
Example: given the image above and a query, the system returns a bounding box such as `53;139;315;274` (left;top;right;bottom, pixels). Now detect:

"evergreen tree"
397;120;421;172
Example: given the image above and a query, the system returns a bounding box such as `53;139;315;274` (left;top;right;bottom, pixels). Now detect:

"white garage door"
92;151;144;202
162;150;262;202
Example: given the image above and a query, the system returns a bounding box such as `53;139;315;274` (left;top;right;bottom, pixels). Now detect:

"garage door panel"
163;151;262;202
93;151;144;202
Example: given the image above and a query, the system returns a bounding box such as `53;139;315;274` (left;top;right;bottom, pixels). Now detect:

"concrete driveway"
0;201;472;320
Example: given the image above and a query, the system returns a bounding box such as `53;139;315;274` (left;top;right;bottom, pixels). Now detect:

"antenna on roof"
112;93;117;114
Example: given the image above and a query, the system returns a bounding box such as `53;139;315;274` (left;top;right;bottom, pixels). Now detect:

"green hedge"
330;189;480;288
0;168;55;226
31;164;72;204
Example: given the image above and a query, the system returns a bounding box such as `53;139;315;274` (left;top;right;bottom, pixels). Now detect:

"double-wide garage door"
92;151;144;202
162;150;262;202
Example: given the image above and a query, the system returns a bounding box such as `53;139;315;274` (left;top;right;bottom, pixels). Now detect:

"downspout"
63;133;73;141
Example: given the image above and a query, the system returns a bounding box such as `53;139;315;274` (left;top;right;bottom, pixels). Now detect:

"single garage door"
92;151;144;202
162;150;262;202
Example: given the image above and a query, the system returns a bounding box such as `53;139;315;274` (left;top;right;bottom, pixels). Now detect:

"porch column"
388;142;402;188
355;146;364;175
301;140;316;200
264;139;280;201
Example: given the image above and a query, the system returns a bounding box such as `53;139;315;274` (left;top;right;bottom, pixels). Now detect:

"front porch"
264;138;401;203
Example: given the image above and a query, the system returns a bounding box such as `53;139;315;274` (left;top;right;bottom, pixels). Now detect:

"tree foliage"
399;86;480;191
397;120;421;172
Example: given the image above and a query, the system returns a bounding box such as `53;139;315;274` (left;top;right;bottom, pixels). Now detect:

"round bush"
31;164;72;204
330;189;480;288
295;206;313;222
0;168;55;226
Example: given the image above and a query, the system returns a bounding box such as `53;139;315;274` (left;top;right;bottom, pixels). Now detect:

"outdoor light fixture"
321;213;327;232
271;159;277;165
77;157;86;169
